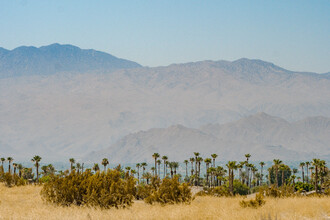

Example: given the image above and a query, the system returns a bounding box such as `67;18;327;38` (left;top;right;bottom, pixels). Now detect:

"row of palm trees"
1;153;328;194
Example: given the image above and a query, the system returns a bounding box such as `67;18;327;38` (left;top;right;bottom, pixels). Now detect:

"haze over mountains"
0;44;329;162
87;113;330;163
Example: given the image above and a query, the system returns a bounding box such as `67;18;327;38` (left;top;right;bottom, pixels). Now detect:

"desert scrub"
240;193;266;208
41;169;136;209
145;176;193;204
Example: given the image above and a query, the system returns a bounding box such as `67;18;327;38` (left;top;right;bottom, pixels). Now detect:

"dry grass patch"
0;184;329;220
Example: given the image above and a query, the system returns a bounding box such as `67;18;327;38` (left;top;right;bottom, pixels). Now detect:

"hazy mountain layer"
87;113;330;163
0;55;329;161
0;43;141;77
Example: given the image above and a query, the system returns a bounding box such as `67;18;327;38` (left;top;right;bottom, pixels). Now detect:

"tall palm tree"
136;163;140;183
101;158;109;172
196;156;203;185
211;154;218;167
157;159;161;177
173;162;179;176
141;162;147;181
7;157;13;174
312;158;320;193
169;162;174;178
151;167;155;176
226;161;237;195
245;154;251;186
69;158;75;172
76;163;81;174
31;155;42;182
300;162;305;183
1;158;5;171
279;164;287;186
13;163;17;175
273;159;282;187
162;156;168;178
238;161;245;183
17;164;23;178
194;152;200;178
259;161;265;185
305;161;310;183
189;157;195;177
152;153;160;176
204;158;212;183
184;160;189;177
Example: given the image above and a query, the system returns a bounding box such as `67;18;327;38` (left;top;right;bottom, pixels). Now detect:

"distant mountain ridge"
86;113;330;163
0;43;141;77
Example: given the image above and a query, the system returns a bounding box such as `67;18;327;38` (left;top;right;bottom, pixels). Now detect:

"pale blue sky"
0;0;329;73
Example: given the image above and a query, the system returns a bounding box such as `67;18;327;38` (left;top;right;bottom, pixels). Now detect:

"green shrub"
41;169;136;209
145;176;193;205
233;180;249;195
240;193;266;208
294;182;314;192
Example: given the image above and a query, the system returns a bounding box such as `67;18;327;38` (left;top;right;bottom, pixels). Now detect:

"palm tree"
1;158;5;171
169;162;174;178
162;156;168;178
7;157;13;173
273;159;282;187
69;158;75;172
141;162;147;181
312;158;320;193
13;163;17;175
131;169;136;177
245;154;251;186
189;157;195;177
125;166;131;175
194;152;200;178
238;161;245;183
143;172;152;184
17;164;23;178
259;161;265;185
136;163;141;183
305;161;310;183
184;160;189;177
31;155;42;181
152;153;160;176
226;161;237;195
196;156;203;185
173;162;179;176
279;164;286;186
300;162;305;183
92;163;100;172
157;159;161;177
76;163;81;174
102;158;109;172
151;167;156;176
211;154;218;167
204;158;212;183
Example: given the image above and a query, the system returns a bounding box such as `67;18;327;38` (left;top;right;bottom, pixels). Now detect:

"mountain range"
0;43;141;77
0;44;329;162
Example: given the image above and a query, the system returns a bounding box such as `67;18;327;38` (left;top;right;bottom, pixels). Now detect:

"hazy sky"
1;0;329;73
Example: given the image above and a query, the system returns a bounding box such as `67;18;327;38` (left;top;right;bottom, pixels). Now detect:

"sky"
0;0;329;73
